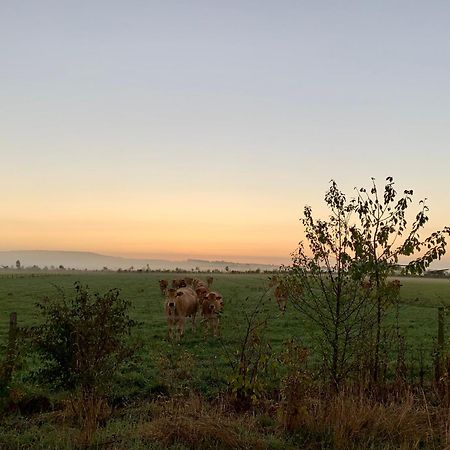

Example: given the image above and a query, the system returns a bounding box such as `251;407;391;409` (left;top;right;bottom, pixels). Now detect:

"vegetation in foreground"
1;276;450;449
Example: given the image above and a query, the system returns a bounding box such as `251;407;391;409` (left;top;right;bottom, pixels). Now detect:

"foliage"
225;294;275;409
30;282;140;394
352;177;450;381
285;177;449;389
285;181;377;389
353;177;450;276
278;340;312;432
0;313;22;411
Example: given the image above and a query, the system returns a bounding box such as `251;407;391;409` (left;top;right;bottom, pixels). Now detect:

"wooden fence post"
435;306;445;382
3;312;18;384
9;312;17;345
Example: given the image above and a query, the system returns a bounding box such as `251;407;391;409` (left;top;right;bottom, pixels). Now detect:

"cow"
274;284;288;314
390;279;402;290
172;279;187;289
185;277;194;287
158;279;169;296
269;276;288;314
164;287;199;340
201;291;223;337
192;278;208;290
206;276;214;288
388;279;402;299
195;286;209;305
208;291;224;311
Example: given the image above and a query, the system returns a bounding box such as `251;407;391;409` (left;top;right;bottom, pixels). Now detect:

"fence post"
435;306;445;382
4;312;18;384
9;312;17;344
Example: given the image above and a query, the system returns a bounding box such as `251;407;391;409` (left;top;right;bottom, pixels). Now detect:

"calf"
274;284;288;313
172;279;187;289
269;276;288;313
201;292;223;337
158;279;169;296
206;276;214;288
388;279;402;299
193;278;208;290
195;286;209;305
165;287;199;340
208;291;224;311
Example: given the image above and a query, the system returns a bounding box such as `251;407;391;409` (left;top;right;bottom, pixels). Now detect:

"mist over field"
0;250;277;272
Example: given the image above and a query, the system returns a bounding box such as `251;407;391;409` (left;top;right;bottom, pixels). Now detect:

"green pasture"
0;272;449;398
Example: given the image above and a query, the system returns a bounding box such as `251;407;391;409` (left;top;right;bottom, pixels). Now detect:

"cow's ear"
176;291;183;296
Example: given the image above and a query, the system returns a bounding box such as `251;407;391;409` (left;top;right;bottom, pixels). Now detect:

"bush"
31;282;140;395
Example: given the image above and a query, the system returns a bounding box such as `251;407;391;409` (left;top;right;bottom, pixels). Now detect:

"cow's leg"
177;317;185;340
203;318;209;339
213;318;220;337
167;317;175;340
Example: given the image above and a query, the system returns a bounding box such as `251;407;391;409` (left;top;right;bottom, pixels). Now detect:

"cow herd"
158;277;224;340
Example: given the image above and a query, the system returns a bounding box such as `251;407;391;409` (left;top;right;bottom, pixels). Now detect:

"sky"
1;1;449;265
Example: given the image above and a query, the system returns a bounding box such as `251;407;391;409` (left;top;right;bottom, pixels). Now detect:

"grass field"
0;272;449;396
1;272;450;449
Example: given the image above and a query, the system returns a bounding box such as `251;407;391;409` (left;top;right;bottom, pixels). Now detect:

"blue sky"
1;1;449;264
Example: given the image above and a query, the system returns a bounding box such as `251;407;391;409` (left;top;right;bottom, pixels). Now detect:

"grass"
0;272;449;396
0;390;447;449
1;272;450;448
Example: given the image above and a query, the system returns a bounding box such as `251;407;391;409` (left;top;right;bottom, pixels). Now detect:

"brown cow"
192;278;208;290
158;279;169;296
195;286;209;305
388;279;402;298
201;292;223;337
172;279;187;289
206;276;214;288
164;287;199;340
208;291;224;311
185;277;194;286
274;284;288;313
269;276;288;313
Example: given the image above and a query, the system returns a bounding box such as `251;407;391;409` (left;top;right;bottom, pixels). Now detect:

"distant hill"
0;250;278;272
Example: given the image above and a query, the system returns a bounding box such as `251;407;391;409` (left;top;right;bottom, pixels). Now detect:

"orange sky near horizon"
2;182;449;267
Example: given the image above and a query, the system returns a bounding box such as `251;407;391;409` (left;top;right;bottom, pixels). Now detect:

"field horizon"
0;250;281;272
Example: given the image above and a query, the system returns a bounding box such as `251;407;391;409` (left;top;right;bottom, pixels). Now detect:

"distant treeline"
0;265;279;275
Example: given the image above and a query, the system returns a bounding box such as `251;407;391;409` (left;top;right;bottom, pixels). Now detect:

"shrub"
31;282;139;394
225;294;275;410
29;282;140;442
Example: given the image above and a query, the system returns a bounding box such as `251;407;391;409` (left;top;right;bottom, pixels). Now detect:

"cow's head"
166;288;177;309
214;294;224;312
203;292;223;317
195;287;209;304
